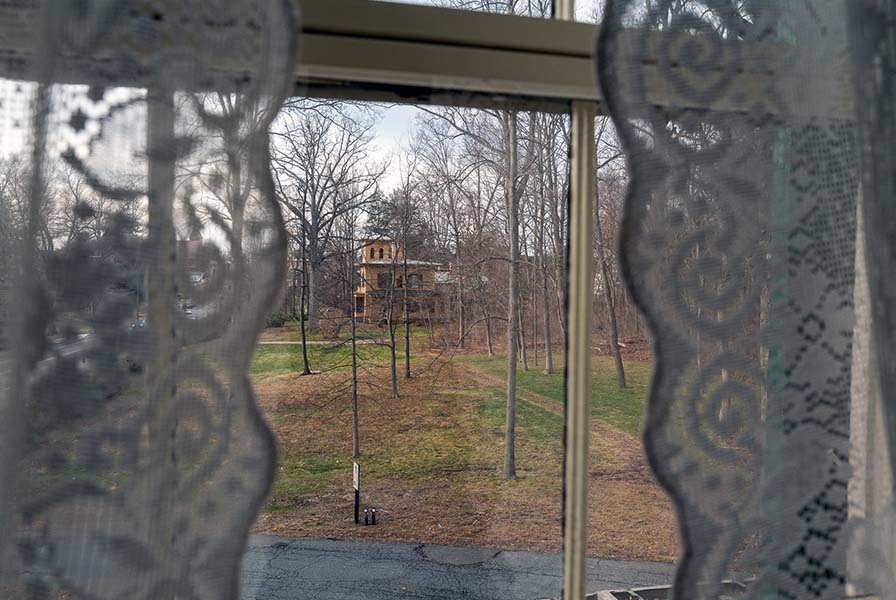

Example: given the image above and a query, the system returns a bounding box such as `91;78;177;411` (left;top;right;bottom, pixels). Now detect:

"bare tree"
534;115;555;374
271;100;386;331
298;202;312;374
396;158;420;380
386;249;400;399
339;209;363;457
595;183;625;389
503;111;520;480
593;117;627;389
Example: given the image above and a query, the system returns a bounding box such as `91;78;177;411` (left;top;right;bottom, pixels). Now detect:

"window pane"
585;114;676;594
575;0;600;22
372;0;553;18
249;99;579;598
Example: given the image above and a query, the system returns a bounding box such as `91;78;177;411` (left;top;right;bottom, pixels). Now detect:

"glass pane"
586;115;676;594
248;100;569;598
575;0;600;22
372;0;553;18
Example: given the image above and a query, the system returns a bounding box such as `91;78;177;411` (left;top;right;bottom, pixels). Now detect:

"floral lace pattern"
597;0;859;597
1;1;296;598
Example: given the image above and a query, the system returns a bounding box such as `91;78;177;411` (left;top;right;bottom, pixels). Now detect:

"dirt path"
462;363;654;484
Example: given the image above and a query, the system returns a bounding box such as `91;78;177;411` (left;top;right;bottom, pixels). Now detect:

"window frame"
298;6;598;597
1;1;598;598
295;4;598;598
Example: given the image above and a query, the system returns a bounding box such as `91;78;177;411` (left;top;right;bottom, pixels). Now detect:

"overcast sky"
367;0;600;191
0;0;600;194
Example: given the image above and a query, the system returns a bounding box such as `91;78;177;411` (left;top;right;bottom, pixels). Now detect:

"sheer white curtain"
598;0;896;598
0;1;296;598
7;0;896;598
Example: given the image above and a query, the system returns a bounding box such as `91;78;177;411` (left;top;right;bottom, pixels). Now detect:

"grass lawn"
460;354;650;437
251;342;396;378
250;332;676;561
261;370;563;514
261;319;432;343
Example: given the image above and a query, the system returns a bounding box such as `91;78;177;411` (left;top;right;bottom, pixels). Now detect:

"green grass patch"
269;443;347;503
475;391;563;445
251;342;395;379
364;426;470;477
266;319;431;343
462;354;650;437
265;393;479;511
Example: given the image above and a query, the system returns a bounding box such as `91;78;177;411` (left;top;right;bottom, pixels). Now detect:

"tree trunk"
518;297;529;371
484;303;494;356
537;135;555;375
595;184;625;389
456;238;465;349
533;281;539;367
307;258;320;331
387;263;399;400
145;90;180;584
350;239;360;457
299;217;312;375
540;268;554;373
504;111;520;481
547;122;567;342
403;247;411;380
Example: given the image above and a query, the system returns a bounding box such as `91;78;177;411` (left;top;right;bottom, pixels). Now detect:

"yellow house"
354;238;451;324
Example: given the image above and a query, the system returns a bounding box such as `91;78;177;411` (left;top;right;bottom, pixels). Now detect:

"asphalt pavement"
240;535;674;600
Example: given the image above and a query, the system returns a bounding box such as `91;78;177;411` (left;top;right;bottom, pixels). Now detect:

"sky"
371;105;422;192
366;0;600;191
0;0;600;192
377;0;600;19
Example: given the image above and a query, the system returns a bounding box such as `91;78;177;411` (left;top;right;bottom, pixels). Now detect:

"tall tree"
595;184;625;389
594;117;626;389
298;200;312;375
503;110;520;480
271;101;386;331
534;117;555;374
340;209;363;457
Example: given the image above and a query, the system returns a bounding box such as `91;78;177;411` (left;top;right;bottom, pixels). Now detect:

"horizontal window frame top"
0;0;813;115
297;0;598;111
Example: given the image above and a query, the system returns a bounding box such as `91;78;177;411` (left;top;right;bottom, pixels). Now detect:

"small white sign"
353;462;360;491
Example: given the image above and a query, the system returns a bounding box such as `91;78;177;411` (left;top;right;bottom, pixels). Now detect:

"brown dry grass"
251;355;678;562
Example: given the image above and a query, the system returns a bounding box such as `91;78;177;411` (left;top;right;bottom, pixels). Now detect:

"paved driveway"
240;535;674;600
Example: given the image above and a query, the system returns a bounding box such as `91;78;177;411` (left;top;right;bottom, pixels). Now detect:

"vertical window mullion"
554;0;574;21
563;99;596;600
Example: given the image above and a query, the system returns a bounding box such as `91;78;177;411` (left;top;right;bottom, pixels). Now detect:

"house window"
408;273;422;289
388;246;393;259
378;248;384;259
370;247;375;259
377;272;392;289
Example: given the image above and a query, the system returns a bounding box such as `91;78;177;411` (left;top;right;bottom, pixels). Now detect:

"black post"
371;508;377;526
353;462;361;525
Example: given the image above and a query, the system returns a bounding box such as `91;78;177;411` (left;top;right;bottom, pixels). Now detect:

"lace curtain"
598;0;896;598
0;1;296;597
4;0;896;598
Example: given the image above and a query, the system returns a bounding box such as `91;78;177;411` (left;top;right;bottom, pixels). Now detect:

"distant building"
353;237;451;324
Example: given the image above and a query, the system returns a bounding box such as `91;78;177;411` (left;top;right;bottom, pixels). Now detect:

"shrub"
267;312;288;328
